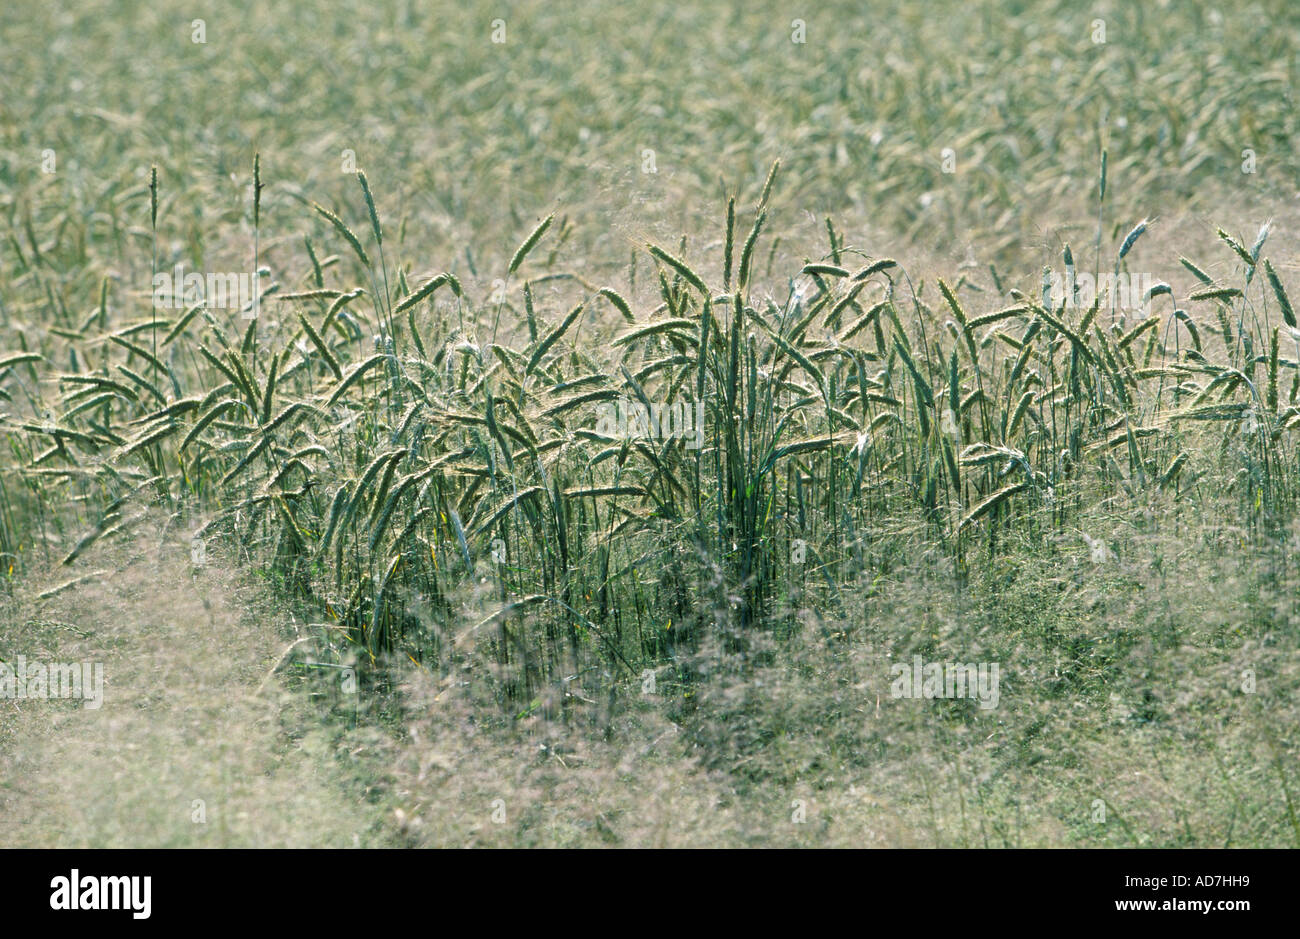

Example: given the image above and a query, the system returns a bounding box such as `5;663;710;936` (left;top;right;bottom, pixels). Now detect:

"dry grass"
0;515;393;847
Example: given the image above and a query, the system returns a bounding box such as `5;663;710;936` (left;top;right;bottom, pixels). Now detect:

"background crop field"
1;0;1299;847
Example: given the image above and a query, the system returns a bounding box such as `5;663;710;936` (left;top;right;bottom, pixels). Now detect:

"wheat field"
1;0;1298;848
